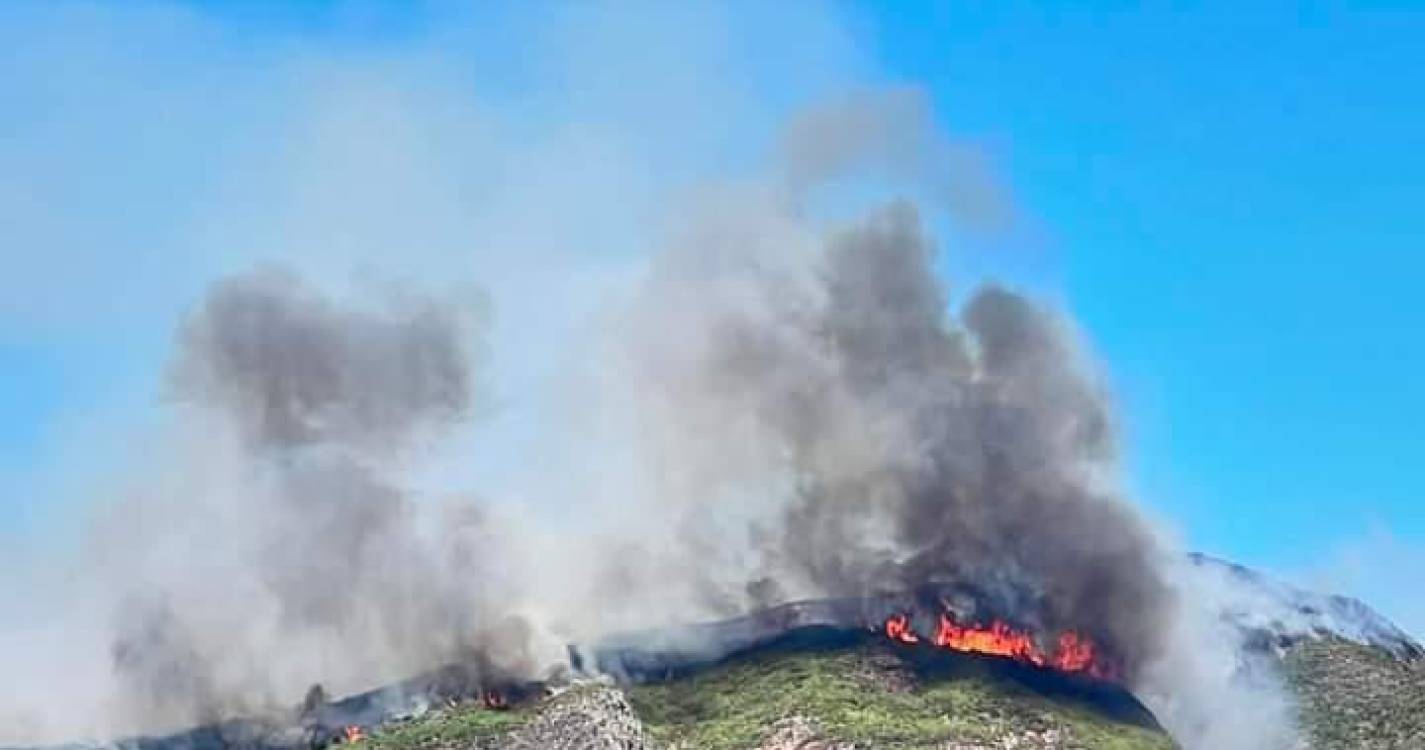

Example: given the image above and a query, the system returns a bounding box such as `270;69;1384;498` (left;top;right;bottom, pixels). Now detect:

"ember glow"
342;726;365;744
481;690;508;710
883;613;1119;681
884;613;920;644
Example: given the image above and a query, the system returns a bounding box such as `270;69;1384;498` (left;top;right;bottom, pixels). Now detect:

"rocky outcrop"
754;716;854;750
503;685;651;750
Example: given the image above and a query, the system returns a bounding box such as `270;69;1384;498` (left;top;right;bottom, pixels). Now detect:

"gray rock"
502;686;651;750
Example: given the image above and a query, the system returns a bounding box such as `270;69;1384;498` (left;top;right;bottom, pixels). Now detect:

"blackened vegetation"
577;586;1122;687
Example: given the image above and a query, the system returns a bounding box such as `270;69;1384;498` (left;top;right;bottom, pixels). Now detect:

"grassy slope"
363;702;534;750
362;642;1173;750
1283;638;1425;750
626;645;1174;749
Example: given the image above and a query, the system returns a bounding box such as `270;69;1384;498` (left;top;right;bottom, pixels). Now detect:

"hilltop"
362;637;1173;750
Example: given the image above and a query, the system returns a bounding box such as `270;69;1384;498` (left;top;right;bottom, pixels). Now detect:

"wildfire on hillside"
881;613;1119;681
481;689;508;710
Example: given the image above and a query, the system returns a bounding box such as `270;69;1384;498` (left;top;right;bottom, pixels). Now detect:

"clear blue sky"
2;2;1421;630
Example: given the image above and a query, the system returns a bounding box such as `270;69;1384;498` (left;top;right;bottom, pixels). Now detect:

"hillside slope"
1283;638;1425;750
363;639;1174;750
357;632;1425;750
9;558;1416;750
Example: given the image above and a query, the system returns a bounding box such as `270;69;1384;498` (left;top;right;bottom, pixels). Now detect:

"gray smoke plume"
607;188;1298;749
617;200;1170;675
170;268;477;454
780;87;1012;230
99;270;547;734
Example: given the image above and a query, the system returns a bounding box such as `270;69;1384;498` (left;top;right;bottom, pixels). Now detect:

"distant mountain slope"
1186;553;1422;661
1185;554;1423;749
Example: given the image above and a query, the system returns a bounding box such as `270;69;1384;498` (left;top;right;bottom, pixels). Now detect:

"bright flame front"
883;613;1118;680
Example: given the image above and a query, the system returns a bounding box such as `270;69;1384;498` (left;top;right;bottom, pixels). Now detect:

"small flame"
882;612;1118;680
884;613;920;644
342;726;365;744
481;689;508;710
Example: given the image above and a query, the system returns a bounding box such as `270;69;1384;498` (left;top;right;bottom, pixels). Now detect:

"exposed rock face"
755;716;854;750
503;685;651;750
940;728;1071;749
748;717;1087;750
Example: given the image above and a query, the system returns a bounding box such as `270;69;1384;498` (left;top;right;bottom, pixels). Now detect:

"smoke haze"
0;4;1296;749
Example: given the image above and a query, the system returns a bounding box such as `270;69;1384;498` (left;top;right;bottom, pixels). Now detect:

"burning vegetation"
882;613;1119;681
480;690;508;710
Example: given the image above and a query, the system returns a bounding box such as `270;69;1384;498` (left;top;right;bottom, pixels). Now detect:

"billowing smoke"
616;199;1170;675
170;268;476;455
92;271;549;735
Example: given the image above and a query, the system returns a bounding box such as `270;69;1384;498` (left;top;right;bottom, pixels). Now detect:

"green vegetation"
363;700;534;750
356;642;1180;749
627;645;1174;749
1283;638;1425;750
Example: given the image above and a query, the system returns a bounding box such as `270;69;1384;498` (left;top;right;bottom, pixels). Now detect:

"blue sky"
1;2;1421;632
857;3;1425;594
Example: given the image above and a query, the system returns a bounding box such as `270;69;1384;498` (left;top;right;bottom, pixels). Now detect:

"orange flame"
933;615;1043;664
884;613;920;644
882;612;1118;680
342;726;365;744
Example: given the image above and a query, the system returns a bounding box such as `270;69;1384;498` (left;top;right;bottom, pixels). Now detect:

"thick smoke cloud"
619;200;1170;674
170;269;477;453
98;272;546;735
607;188;1297;748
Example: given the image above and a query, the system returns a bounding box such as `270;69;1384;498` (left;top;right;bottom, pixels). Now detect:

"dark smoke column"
632;202;1173;678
